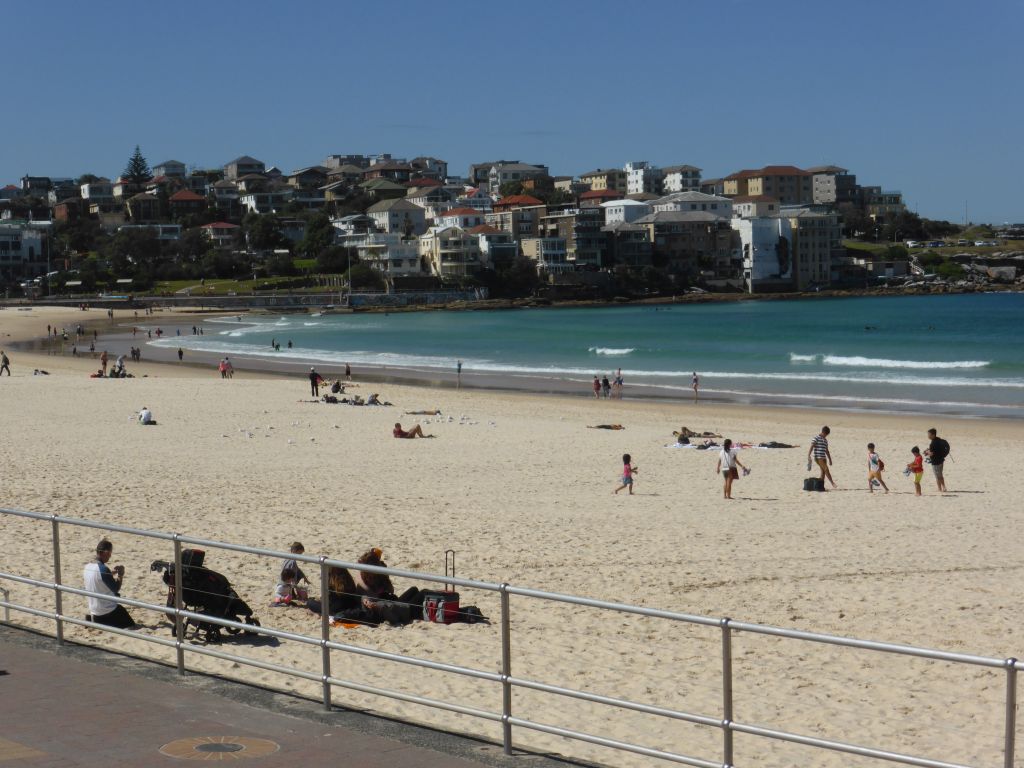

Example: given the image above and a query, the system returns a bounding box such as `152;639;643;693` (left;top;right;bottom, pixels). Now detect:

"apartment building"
521;236;570;274
661;165;702;194
601;199;652;226
808;165;858;206
634;211;735;279
723;166;813;205
0;222;45;283
537;208;606;268
339;231;421;277
419;226;483;277
782;206;842;289
731;195;779;219
653;191;733;219
488;162;549;192
624;161;663;195
578;168;627;193
732;216;793;293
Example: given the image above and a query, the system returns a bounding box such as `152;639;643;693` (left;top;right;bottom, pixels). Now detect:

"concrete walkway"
0;627;569;768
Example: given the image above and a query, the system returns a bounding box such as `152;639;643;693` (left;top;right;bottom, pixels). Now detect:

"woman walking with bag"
715;438;747;500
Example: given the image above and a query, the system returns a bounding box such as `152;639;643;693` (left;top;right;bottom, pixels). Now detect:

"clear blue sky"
4;0;1021;223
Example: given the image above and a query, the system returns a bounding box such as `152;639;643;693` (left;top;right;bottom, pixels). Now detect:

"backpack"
937;439;950;460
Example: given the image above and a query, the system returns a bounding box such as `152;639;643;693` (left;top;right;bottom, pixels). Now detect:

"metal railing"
0;506;1016;768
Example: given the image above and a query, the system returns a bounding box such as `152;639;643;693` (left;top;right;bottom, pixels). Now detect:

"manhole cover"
160;736;279;760
195;742;244;753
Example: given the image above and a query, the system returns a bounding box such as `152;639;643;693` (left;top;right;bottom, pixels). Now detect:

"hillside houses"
0;148;917;294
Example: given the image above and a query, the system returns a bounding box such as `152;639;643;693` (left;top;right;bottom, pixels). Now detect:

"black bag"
803;477;825;492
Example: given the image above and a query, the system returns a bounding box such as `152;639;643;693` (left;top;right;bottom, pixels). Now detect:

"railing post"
173;537;185;675
1004;658;1017;768
0;587;9;622
500;583;513;755
721;617;734;767
320;556;332;711
51;516;64;645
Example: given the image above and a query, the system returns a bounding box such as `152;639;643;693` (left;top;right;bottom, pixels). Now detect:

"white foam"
789;353;817;363
589;347;635;356
822;355;989;370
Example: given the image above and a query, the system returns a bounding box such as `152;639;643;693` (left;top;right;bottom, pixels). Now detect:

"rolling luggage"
423;549;460;624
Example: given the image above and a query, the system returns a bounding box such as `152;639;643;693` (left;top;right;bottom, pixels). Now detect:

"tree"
316;245;355;273
122;145;151;183
499;181;525;198
297;212;334;258
243;212;285;251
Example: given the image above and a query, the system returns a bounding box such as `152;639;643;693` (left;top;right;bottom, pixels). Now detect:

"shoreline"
7;303;1023;422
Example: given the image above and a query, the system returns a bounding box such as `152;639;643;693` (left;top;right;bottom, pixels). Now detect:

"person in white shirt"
138;406;156;425
714;438;747;500
83;539;137;628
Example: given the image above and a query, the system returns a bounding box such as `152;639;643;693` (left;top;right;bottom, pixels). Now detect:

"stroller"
150;549;260;643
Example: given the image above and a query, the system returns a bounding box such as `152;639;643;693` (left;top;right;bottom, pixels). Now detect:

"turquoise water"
158;293;1024;417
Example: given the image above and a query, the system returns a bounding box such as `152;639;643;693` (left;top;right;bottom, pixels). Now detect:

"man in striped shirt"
808;426;837;489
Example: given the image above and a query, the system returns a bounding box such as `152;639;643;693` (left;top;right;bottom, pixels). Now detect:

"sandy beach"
1;305;1021;767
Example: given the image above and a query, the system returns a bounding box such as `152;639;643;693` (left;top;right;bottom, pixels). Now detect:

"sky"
4;0;1021;223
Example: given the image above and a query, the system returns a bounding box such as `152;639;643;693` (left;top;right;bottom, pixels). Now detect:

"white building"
338;231;421;276
419;225;483;277
434;207;486;230
661;165;702;194
366;198;427;236
653;191;733;219
731;217;793;293
624;161;664;196
600;199;652;226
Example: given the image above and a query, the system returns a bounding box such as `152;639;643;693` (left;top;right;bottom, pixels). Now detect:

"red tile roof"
169;190;205;202
726;165;809;180
3;184;18;190
580;189;620;200
494;194;543;208
439;208;482;218
467;224;501;235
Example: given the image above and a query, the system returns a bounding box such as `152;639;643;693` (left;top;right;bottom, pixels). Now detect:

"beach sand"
1;306;1021;767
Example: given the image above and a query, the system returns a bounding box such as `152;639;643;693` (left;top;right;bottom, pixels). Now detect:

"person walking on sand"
345;362;351;381
866;443;889;493
177;347;184;362
808;426;837;489
613;453;638;495
715;438;747;499
691;372;700;402
592;376;601;399
309;367;323;397
924;427;950;492
0;350;9;376
100;350;108;375
907;446;924;496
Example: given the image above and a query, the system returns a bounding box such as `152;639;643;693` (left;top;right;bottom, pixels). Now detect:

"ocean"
155;293;1024;418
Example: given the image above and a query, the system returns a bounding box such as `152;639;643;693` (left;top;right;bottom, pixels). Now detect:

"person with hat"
83;539;137;628
309;367;323;397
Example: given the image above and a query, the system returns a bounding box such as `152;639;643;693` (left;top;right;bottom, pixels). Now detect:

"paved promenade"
0;627;567;768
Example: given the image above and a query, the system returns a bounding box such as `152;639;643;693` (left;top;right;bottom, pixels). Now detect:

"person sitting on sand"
405;409;441;416
138;406;157;425
272;566;307;606
330;380;343;394
305;566;360;617
393;422;431;438
588;424;625;430
366;393;392;406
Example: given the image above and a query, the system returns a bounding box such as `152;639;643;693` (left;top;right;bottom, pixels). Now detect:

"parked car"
905;240;920;248
928;241;944;247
